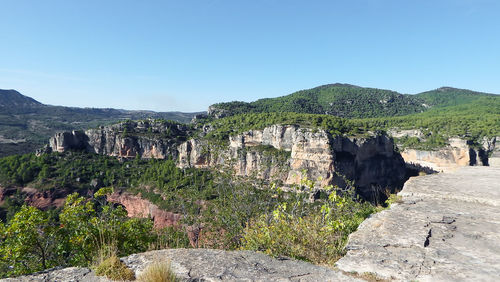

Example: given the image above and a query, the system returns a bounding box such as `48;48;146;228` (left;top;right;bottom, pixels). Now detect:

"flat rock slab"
122;248;361;281
2;249;361;281
0;267;107;282
336;166;500;281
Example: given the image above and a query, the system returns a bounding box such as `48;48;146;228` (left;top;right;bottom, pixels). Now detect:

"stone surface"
122;248;361;281
0;267;107;282
336;166;500;281
2;250;362;282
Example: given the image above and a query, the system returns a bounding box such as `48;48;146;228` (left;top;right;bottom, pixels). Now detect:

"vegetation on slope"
0;151;374;277
0;191;157;277
197;93;500;150
356;96;500;149
415;87;497;107
210;84;427;119
202;84;499;150
197;112;367;143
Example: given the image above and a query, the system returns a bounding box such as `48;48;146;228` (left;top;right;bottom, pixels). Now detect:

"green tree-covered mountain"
210;84;428;118
202;84;499;150
415;87;497;107
209;84;499;120
0;89;204;157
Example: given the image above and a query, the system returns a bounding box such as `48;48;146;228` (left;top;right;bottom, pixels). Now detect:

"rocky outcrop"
0;186;70;211
390;129;498;171
179;125;407;202
336;166;500;281
106;192;205;247
2;249;362;281
0;267;107;282
49;120;189;159
123;249;361;281
400;138;471;172
48;122;408;201
207;105;229;119
50;131;90;153
107;192;182;229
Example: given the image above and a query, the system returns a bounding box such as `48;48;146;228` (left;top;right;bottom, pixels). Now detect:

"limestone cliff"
178;125;407;202
336;166;500;281
389;128;498;171
48;122;408;202
49;120;189;159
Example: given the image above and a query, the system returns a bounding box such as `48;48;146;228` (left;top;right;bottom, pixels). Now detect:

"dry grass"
137;260;177;282
94;254;135;281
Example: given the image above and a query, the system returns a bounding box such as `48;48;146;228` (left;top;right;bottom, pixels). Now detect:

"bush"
0;189;158;278
241;179;376;265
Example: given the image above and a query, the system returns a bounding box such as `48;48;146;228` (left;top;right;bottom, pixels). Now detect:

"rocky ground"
336;166;500;281
2;249;361;282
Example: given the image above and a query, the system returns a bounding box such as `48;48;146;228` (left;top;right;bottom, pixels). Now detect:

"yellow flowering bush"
241;177;375;265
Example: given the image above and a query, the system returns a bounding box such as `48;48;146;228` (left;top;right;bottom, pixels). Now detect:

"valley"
0;84;499;280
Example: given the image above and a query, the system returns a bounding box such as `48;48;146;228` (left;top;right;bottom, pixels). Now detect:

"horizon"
1;0;499;112
2;83;499;113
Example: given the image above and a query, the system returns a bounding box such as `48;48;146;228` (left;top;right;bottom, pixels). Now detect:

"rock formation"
106;191;202;247
336;166;500;281
107;192;182;229
48;123;408;202
400;138;472;172
389;129;498;171
2;249;362;281
178;125;408;202
49;120;189;159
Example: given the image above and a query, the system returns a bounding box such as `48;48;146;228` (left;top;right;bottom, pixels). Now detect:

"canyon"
48;121;498;198
5;165;499;281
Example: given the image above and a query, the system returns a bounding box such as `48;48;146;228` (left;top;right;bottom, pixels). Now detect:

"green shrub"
241;179;376;265
385;194;403;207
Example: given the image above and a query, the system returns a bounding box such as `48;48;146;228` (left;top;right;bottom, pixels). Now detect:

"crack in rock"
424;228;432;247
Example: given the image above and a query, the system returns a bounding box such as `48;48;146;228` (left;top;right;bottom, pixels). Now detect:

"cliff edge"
336;166;500;281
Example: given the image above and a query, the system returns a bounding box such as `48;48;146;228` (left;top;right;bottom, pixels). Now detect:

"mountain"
415;87;497;107
0;89;43;109
209;84;428;118
0;89;204;157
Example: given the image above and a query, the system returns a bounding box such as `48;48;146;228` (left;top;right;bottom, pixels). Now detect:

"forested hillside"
416;87;497;107
199;93;500;150
205;84;500;149
210;84;428;118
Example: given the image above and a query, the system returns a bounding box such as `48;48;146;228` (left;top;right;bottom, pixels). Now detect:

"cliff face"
178;125;407;202
398;137;498;172
107;192;182;229
49;120;189;159
49;122;407;202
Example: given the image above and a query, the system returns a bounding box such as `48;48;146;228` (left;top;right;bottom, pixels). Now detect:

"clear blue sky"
1;0;499;112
